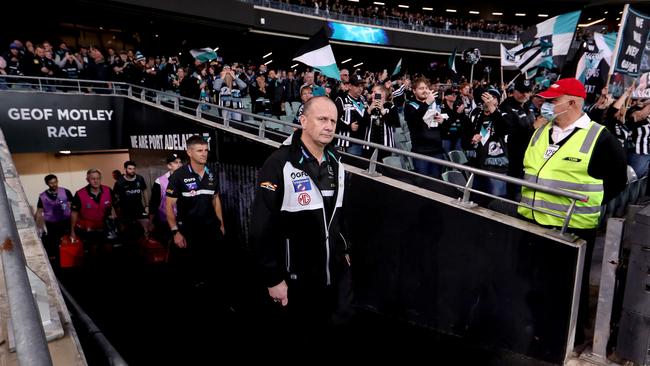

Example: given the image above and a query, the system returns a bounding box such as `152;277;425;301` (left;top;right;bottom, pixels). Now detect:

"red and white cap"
537;78;587;99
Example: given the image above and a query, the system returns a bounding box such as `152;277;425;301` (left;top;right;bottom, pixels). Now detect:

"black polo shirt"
166;164;220;227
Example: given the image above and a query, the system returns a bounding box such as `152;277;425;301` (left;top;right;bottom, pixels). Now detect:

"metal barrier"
0;75;588;235
0;154;53;365
58;283;128;366
243;0;520;42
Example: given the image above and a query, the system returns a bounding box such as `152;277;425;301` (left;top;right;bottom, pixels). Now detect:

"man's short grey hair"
86;168;101;176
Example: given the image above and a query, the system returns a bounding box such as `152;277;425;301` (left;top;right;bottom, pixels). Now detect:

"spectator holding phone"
362;84;401;160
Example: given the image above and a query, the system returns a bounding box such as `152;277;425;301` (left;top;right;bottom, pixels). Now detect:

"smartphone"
374;92;382;100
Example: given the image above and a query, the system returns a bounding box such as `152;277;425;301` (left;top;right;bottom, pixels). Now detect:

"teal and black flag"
293;28;341;80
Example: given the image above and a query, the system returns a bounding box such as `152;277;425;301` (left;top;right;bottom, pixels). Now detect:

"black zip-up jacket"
499;96;536;178
251;130;348;288
404;99;444;154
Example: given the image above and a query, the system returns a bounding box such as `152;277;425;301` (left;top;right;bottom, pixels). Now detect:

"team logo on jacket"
298;192;311;206
292;178;312;192
185;182;199;191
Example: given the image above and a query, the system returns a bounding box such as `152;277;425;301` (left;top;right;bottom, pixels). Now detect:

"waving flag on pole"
506;11;581;75
448;48;457;74
293;28;341;80
392;58;402;77
575;32;617;84
500;44;518;70
190;48;218;63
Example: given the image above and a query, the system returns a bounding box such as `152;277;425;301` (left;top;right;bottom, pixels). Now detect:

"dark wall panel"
346;174;580;364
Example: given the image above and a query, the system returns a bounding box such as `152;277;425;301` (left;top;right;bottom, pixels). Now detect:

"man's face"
35;47;45;58
287;71;294;80
43;42;52;52
268;70;276;79
167;159;182;172
300;99;337;147
46;178;58;191
120;54;128;62
112;171;120;181
127;50;134;58
414;82;429;100
304;73;314;85
125;165;136;177
348;84;363;98
340;70;349;82
513;90;531;104
87;173;102;189
187;143;208;165
461;86;470;96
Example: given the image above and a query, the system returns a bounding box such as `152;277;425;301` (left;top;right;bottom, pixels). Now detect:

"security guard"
166;136;224;289
251;96;353;348
517;78;627;347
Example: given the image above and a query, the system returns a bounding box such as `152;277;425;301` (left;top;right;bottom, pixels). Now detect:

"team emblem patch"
298;192;311;206
292;178;312;192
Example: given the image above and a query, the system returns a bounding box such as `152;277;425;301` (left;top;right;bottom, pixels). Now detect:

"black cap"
166;153;180;164
486;87;502;100
349;73;366;86
514;78;533;93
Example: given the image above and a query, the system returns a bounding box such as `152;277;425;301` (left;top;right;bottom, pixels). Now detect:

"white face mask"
540;100;570;121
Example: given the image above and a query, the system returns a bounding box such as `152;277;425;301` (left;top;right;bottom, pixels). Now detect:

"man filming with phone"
361;85;401;160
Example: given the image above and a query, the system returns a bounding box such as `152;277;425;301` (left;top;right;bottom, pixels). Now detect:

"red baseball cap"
537;78;587;99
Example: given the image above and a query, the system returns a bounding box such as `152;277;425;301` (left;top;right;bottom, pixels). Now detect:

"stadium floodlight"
578;18;605;27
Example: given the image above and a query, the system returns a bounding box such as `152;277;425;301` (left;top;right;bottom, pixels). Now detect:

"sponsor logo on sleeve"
260;181;277;192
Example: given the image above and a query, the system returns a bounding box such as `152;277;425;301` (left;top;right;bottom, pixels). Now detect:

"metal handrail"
0;75;587;234
0;155;53;365
58;283;128;366
243;0;520;42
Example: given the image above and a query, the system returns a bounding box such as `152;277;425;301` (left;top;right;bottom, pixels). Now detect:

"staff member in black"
251;96;353;346
166;136;225;289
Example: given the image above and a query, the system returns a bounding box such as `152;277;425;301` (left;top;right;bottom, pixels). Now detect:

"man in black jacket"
404;77;446;178
499;79;545;197
251;96;352;340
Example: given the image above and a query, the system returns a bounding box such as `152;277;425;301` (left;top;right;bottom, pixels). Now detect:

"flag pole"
500;67;504;87
470;64;475;84
606;4;630;88
507;72;522;87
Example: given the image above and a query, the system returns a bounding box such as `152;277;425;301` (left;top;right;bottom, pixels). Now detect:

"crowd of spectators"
273;0;523;36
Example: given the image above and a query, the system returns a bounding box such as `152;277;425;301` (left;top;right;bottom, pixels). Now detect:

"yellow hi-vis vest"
518;120;605;229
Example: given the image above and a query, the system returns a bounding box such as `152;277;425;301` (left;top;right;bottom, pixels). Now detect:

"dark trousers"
172;223;223;289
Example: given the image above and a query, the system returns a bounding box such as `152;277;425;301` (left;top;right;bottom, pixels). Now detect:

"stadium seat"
382;156;403;169
448;150;469;165
442;170;467;190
